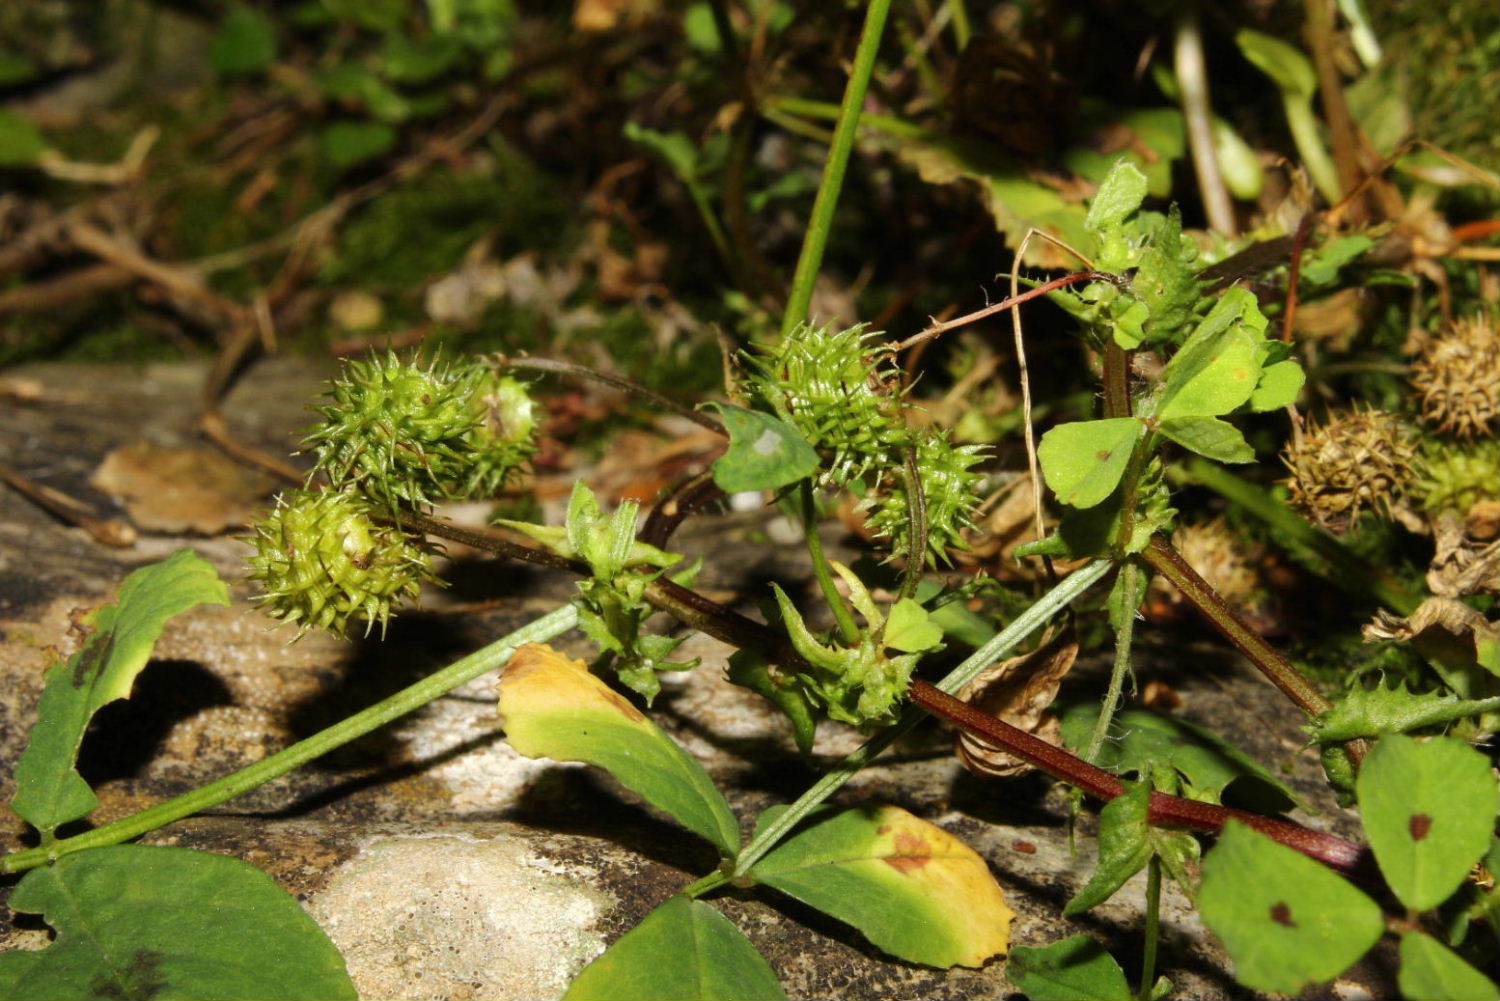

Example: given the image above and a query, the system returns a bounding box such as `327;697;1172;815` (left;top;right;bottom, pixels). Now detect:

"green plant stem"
897;443;928;603
1084;561;1141;763
1138;855;1163;1001
800;480;861;646
729;558;1112;878
947;0;972;50
779;0;894;336
1167;457;1419;614
0;604;580;875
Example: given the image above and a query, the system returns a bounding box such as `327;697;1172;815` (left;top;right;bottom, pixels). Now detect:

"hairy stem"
780;0;894;336
1;604;580;874
1142;535;1329;717
1084;561;1142;763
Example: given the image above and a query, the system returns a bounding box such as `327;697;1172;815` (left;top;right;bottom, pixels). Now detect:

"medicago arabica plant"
5;154;1497;999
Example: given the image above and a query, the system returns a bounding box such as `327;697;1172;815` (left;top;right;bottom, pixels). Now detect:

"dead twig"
0;462;137;548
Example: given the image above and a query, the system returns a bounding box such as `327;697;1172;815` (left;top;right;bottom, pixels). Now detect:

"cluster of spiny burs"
1282;311;1498;596
248;352;538;636
744;322;985;567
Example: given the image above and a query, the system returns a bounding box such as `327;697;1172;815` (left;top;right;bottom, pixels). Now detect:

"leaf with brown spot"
954;627;1079;778
749;804;1014;968
498;643;740;858
1356;734;1498;911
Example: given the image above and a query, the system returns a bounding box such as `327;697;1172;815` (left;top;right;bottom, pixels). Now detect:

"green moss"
321;150;573;289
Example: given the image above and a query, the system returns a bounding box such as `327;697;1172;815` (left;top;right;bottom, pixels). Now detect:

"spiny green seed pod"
304;352;485;509
457;373;539;500
248;489;433;637
1282;409;1417;533
1411;314;1499;439
861;430;986;565
746;323;913;485
1412;438;1500;517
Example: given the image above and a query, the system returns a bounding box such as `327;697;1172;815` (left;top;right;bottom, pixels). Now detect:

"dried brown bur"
1282;409;1417;533
953;627;1079;778
1411;314;1500;440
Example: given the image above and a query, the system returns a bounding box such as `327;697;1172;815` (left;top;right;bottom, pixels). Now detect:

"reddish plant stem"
1282;213;1314;343
640;471;725;549
1102;339;1133;420
404;513;1370;874
1142;535;1369;770
909;679;1367;873
1142;535;1329;717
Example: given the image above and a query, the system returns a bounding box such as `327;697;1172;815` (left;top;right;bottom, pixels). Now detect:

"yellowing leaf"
499;643;740;858
750;805;1013;968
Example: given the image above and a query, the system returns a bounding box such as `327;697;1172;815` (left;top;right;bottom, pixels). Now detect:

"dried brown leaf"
953;626;1079;778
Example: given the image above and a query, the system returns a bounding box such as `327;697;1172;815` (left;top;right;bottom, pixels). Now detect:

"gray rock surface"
0;359;1392;999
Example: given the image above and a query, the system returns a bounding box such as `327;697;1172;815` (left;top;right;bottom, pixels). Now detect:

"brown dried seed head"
1411;314;1499;439
1283;409;1417;533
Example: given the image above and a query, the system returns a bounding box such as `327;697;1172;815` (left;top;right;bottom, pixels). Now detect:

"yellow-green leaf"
749;805;1013;967
499;643;740;858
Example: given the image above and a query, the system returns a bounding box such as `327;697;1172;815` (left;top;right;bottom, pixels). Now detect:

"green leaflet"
562;896;785;1001
1005;935;1132;1001
0;845;355;1001
1154;288;1264;420
1157;416;1255;463
1356;735;1499;911
1038;418;1143;509
707;403;821;494
11;550;230;834
498;643;741;859
882;598;944;653
1198;822;1383;995
749;805;1013;968
1397;932;1500;1001
1084;160;1149;236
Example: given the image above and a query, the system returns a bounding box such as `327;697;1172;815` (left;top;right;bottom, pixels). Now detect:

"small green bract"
248;488;433;637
